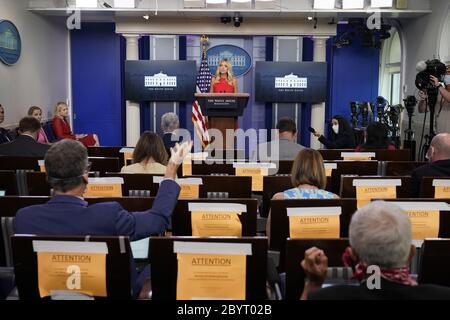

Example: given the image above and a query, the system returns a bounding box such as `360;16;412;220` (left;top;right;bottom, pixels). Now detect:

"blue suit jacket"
14;179;180;296
15;179;180;240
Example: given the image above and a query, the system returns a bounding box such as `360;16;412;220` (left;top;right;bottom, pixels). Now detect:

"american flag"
192;53;211;148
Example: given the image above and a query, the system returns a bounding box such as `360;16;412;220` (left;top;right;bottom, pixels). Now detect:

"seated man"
14;139;192;297
252;117;305;161
301;201;450;300
161;112;182;150
0;116;50;157
411;133;450;197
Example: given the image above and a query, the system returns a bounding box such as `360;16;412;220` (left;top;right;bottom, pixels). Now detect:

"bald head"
430;133;450;161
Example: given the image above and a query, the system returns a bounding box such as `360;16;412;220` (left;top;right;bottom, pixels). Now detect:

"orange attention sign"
188;203;246;237
153;177;203;199
182;153;207;177
174;241;251;300
179;184;200;199
120;148;134;166
386;202;450;240
341;152;375;161
234;163;274;192
433;180;450;199
83;178;123;198
324;163;337;177
182;160;192;177
354;179;401;209
38;160;45;173
406;210;440;240
34;241;108;298
287;207;341;239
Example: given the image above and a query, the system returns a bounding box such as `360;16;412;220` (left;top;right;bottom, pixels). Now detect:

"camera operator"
418;65;450;134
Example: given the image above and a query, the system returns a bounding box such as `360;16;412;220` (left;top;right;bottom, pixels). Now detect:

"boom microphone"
416;60;427;72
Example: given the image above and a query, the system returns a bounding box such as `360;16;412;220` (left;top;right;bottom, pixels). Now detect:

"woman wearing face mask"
312;115;356;149
418;65;450;134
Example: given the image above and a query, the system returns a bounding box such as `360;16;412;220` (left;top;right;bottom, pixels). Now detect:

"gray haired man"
300;201;450;300
161;112;182;150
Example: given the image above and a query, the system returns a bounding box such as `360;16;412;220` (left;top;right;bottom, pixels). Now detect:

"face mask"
332;124;339;134
444;75;450;85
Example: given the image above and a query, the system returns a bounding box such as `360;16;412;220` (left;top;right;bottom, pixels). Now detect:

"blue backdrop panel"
328;24;380;126
301;37;314;147
71;23;123;146
139;36;151;133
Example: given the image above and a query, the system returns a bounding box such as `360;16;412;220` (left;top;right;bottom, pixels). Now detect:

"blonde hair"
291;149;326;189
54;101;68;117
215;59;235;84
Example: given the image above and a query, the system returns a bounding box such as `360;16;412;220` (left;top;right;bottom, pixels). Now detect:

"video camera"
415;59;447;91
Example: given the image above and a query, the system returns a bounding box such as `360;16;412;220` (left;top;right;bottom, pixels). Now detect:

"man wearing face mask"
411;133;450;197
418;65;450;134
312;115;356;149
15;138;193;297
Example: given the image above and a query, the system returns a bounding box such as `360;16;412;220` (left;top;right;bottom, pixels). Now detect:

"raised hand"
301;247;328;285
169;141;193;166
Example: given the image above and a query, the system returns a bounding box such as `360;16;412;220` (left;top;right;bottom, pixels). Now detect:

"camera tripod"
419;87;439;161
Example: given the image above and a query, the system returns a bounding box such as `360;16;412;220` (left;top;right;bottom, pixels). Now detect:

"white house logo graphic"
144;72;177;87
208;50;246;68
275;73;308;88
0;20;22;65
0;29;18;50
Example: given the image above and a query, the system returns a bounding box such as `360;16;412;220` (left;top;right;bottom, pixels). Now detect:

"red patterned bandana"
342;247;417;286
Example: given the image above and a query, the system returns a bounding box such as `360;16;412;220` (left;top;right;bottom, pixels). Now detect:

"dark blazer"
309;278;450;300
411;159;450;197
14;179;180;296
0;134;50;157
0;128;13;144
319;133;356;149
162;132;182;150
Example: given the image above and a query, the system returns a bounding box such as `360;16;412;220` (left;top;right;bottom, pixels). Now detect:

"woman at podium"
210;59;238;93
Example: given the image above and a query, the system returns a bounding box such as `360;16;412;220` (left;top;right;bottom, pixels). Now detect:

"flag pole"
200;35;209;60
200;35;211;151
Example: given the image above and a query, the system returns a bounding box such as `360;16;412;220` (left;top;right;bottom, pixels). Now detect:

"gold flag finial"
200;35;209;44
200;35;209;60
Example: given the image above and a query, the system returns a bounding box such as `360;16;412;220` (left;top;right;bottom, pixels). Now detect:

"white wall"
398;0;450;152
401;0;449;98
0;0;69;127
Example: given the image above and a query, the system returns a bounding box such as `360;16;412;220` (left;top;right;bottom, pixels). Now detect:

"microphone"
308;127;316;134
416;60;427;72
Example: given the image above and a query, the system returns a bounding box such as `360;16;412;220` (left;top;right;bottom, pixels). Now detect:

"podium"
195;93;249;148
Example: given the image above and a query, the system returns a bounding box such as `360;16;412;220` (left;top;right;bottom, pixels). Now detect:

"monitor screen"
124;60;197;102
255;61;328;103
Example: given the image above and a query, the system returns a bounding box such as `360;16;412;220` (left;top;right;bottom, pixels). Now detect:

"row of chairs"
2;196;450;265
85;147;412;161
6;235;450;300
0;169;446;210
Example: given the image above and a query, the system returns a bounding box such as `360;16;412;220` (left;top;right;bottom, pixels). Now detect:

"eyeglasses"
86;162;92;173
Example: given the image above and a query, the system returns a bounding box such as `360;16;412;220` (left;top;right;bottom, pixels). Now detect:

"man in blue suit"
15;138;192;297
